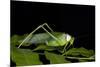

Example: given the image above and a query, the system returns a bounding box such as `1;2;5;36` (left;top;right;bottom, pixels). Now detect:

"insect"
18;23;75;53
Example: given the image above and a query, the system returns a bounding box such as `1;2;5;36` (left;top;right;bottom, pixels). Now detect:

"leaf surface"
33;44;56;51
11;34;32;46
64;47;94;58
45;51;70;64
11;47;42;66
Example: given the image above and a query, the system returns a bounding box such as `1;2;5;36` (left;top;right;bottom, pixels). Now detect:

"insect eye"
66;34;71;41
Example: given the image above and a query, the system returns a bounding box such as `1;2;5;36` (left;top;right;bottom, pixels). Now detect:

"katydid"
18;23;75;53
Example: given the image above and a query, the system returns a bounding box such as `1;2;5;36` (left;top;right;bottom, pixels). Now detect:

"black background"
11;1;95;50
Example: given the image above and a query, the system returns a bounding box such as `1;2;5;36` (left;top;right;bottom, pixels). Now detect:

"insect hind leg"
18;23;54;48
42;23;54;32
18;25;43;48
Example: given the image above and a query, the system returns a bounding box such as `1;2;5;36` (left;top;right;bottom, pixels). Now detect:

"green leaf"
78;55;95;62
33;44;56;51
11;47;42;66
63;47;94;58
11;34;32;47
11;35;21;46
78;48;94;57
78;59;93;62
45;51;70;64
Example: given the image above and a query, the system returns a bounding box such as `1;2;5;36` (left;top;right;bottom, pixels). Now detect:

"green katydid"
18;23;75;53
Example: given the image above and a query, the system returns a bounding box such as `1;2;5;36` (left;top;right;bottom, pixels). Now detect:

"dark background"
11;1;95;50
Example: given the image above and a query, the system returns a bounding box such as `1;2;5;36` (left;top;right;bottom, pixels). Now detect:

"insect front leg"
62;37;75;55
69;37;75;46
62;42;69;53
66;37;75;50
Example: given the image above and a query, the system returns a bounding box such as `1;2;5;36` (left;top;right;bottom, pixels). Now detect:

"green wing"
29;33;50;44
26;32;67;46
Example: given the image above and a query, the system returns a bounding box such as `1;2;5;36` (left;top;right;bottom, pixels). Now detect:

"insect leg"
41;26;59;42
62;42;69;53
42;23;54;32
18;24;44;48
62;37;75;53
18;23;59;48
70;37;75;46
